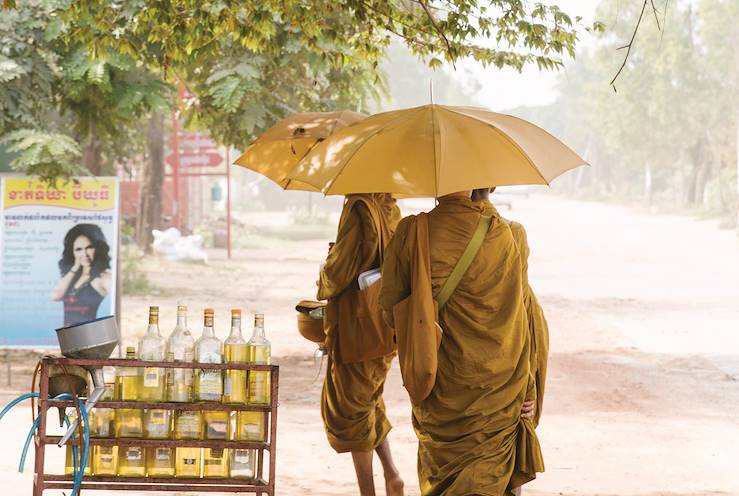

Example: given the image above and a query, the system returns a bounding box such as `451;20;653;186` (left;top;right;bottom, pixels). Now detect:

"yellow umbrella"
233;110;366;191
286;104;587;197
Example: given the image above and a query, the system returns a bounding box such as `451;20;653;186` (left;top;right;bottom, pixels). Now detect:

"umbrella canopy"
286;104;587;197
233;110;366;191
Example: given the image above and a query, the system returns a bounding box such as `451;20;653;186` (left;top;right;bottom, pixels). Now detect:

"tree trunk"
81;121;103;176
136;112;165;253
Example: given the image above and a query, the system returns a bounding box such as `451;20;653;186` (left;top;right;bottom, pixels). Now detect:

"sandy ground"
1;193;738;496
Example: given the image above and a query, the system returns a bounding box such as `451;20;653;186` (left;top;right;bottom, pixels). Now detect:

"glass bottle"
166;304;195;402
229;448;255;480
90;368;117;476
138;306;166;400
235;313;270;450
194;308;223;401
64;409;92;476
89;367;115;438
168;305;203;477
247;313;271;405
91;446;118;476
174;446;202;478
139;306;171;462
173;399;203;478
203;447;229;478
146;446;175;477
202;406;230;478
223;309;248;404
117;446;146;477
115;347;143;438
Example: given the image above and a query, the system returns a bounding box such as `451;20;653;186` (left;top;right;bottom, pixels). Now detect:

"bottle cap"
126;346;135;353
204;308;215;314
231;309;241;315
149;306;159;313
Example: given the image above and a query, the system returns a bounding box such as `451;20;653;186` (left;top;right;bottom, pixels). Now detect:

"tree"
3;1;597;250
530;0;737;224
0;0;170;181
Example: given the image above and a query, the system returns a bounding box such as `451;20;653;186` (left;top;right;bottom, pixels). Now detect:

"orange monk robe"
318;193;401;453
380;192;544;495
507;219;549;427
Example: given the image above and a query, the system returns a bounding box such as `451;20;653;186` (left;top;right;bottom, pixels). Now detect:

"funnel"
55;315;119;447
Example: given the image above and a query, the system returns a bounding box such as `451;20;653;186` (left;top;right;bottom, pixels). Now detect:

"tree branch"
649;0;661;31
611;0;669;90
610;0;648;91
416;0;456;68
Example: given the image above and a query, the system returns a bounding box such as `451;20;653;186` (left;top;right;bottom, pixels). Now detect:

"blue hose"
2;392;89;496
18;393;75;473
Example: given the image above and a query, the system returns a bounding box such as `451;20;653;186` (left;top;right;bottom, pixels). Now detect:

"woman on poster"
51;223;112;326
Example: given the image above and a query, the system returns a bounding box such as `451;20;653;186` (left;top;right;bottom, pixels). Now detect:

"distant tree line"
522;0;737;226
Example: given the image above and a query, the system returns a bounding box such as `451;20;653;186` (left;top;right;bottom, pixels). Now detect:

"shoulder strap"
434;214;492;309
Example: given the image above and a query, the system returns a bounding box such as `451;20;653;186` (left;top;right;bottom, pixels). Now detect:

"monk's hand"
521;400;535;419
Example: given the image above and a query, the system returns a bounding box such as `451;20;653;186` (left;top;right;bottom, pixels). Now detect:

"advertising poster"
0;176;119;346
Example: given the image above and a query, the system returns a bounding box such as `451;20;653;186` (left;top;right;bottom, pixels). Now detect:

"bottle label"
205;448;224;463
183;457;196;465
144;367;160;388
198;370;223;397
249;372;271;403
156;448;171;461
224;377;232;395
206;418;228;439
126;448;142;461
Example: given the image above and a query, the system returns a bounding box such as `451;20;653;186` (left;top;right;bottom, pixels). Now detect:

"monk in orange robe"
380;190;543;495
318;193;405;496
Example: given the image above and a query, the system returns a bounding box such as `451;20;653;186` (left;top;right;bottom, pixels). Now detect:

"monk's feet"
385;476;404;496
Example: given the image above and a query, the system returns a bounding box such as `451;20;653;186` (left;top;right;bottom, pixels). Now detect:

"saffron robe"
380;192;544;495
319;193;401;452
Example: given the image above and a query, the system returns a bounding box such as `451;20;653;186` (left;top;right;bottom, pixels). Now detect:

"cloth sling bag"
331;196;397;364
393;212;492;404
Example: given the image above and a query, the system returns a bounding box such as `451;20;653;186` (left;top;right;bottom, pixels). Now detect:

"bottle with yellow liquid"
194;308;223;401
223;309;248;404
89;368;116;438
91;446;118;476
90;369;118;476
144;405;174;477
118;446;146;477
139;306;166;401
64;409;92;476
174;444;201;478
247;313;271;406
202;408;230;478
203;447;229;478
173;400;202;478
115;347;143;438
146;446;175;477
173;392;203;478
139;306;171;445
167;304;195;402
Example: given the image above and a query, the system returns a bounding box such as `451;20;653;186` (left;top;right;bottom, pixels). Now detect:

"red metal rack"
34;357;279;495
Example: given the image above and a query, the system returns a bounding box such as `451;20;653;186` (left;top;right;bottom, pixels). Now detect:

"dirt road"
1;194;737;495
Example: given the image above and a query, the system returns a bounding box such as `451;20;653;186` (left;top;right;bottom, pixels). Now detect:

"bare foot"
385;476;405;496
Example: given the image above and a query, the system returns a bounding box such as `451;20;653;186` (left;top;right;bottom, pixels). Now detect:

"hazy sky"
449;0;600;111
